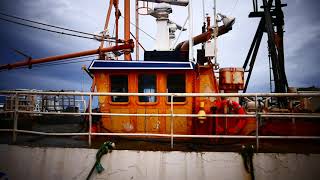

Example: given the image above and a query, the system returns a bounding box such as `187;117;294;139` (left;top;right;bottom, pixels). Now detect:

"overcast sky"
0;0;319;92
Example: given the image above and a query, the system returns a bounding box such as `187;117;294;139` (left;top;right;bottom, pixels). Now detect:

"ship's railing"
0;91;320;150
3;93;86;113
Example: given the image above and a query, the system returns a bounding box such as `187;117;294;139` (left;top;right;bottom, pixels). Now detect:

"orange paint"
93;65;255;136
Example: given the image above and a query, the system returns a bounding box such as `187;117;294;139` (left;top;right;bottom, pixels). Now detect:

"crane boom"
0;41;134;71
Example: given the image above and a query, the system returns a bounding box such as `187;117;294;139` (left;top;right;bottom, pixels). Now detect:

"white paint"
0;145;319;180
153;3;172;50
156;20;170;50
205;41;215;57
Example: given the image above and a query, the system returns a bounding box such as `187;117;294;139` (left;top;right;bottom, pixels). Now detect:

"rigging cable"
0;12;104;38
119;15;156;40
0;16;115;42
110;23;116;46
130;32;146;51
33;59;93;68
34;55;96;66
30;55;97;68
15;59;93;70
0;10;155;43
229;0;240;15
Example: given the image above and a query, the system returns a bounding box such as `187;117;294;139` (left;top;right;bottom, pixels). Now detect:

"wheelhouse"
89;60;197;134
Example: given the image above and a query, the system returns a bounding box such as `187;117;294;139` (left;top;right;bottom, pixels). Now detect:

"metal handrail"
0;91;320;150
1;90;320;97
8;110;320;118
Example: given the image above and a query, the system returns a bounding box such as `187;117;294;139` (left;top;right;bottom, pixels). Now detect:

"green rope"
240;145;255;180
86;141;115;180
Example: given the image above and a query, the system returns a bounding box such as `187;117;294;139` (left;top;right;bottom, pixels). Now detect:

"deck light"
198;101;207;121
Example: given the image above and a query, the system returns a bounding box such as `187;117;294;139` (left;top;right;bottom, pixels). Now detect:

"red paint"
213;99;248;135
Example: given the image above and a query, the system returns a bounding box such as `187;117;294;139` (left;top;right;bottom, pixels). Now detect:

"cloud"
0;64;92;91
0;0;319;93
282;0;320;88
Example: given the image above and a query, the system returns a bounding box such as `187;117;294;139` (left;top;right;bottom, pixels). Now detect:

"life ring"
212;99;248;135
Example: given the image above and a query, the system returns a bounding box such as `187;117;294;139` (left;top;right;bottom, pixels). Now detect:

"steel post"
13;92;18;143
88;94;92;147
170;94;174;149
255;95;259;151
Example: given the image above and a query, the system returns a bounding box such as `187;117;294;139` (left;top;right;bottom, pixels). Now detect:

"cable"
130;32;146;51
0;11;154;44
0;11;104;38
172;16;188;49
0;16;98;41
119;15;155;40
110;23;116;46
15;59;92;70
229;0;239;15
202;0;206;23
33;59;93;68
31;55;97;67
0;16;116;42
34;57;94;67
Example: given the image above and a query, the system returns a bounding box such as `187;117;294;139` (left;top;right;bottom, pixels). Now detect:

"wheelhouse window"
167;74;186;102
138;74;157;102
110;75;128;102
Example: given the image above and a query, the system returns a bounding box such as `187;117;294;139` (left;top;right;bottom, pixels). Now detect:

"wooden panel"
137;109;160;133
136;109;146;132
110;109;132;132
146;109;160;133
166;109;189;134
95;73;109;111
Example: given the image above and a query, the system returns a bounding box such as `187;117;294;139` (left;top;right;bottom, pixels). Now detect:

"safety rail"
0;91;320;150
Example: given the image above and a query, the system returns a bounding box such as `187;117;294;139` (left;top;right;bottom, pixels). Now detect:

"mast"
99;0;114;60
124;0;131;60
135;0;140;60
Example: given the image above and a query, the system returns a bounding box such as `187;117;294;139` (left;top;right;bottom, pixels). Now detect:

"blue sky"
0;0;319;92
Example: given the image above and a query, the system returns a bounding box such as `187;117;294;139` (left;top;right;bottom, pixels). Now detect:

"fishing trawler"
0;0;320;179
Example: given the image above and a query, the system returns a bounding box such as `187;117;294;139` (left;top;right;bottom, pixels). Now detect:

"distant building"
0;95;4;111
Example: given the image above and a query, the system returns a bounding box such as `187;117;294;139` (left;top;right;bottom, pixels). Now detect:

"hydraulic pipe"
175;24;232;51
0;41;134;70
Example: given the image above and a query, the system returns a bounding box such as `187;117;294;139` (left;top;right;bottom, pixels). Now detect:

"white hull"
0;145;319;180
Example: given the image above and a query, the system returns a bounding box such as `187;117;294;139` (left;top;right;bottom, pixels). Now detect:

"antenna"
135;0;139;60
138;0;189;6
188;0;194;63
213;0;218;69
202;0;205;24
